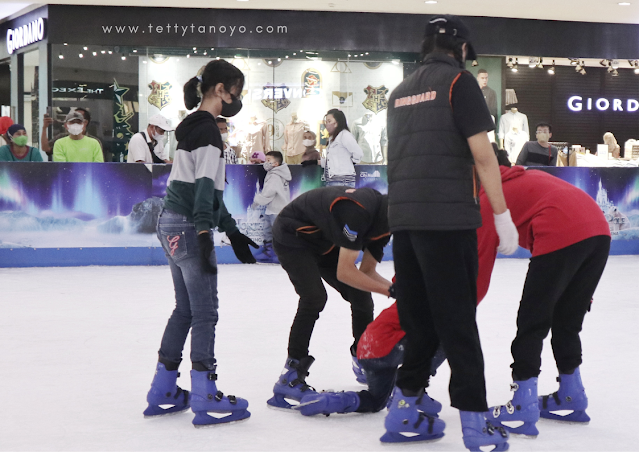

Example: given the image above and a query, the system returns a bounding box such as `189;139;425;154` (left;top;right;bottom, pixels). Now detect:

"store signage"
567;95;639;112
6;18;46;54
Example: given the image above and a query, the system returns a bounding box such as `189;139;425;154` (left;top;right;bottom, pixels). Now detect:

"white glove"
494;209;519;255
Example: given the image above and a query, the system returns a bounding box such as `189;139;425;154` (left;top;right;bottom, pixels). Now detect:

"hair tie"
196;75;203;82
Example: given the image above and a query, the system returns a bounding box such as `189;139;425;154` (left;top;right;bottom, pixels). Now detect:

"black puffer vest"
387;53;481;232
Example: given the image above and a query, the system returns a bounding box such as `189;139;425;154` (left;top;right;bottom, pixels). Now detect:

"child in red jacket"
298;165;610;440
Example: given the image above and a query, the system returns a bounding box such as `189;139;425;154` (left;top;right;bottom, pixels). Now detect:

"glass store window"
22;48;40;148
52;44;418;163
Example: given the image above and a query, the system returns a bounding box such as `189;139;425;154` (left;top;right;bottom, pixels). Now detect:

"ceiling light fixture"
471;60;478;66
548;60;555;74
612;68;619;76
619;2;631;5
570;58;579;65
611;59;620;69
58;53;64;59
506;57;514;68
511;58;519;72
425;0;438;3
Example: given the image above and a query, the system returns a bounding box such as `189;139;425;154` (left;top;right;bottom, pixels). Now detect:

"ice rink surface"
1;256;637;451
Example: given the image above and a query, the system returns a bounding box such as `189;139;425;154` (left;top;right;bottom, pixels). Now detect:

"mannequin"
243;115;271;163
499;105;529;149
603;132;621;158
352;111;387;164
504;125;528;164
282;112;309;164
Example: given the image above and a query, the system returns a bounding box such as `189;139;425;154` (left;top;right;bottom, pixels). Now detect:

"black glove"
228;230;259;263
197;232;217;274
388;283;396;299
301;159;318;167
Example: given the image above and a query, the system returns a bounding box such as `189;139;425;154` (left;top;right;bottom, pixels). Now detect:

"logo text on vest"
394;91;437;108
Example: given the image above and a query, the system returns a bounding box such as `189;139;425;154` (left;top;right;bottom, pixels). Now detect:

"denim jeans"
358;340;447;412
156;208;219;370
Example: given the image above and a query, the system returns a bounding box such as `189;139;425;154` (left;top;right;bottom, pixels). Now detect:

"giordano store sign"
6;17;47;54
568;95;639;112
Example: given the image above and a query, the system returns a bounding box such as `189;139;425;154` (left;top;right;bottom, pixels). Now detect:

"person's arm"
516;142;529;166
127;134;147;163
336;247;391;296
253;175;277;205
52;141;65;162
468;132;507;215
343;131;363;164
41;116;53;153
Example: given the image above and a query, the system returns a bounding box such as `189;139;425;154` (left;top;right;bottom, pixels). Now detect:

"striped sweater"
164;111;238;234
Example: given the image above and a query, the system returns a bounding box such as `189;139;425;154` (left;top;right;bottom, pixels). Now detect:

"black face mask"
221;94;242;117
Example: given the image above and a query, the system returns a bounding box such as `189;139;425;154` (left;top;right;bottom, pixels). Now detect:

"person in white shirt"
321;109;363;187
127;114;172;163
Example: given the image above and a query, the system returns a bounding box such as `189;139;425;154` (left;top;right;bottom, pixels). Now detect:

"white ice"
1;257;637;451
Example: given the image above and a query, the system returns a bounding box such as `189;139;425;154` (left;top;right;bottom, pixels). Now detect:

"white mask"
153;132;166;145
302;139;315;147
221;133;229;142
67;123;84;136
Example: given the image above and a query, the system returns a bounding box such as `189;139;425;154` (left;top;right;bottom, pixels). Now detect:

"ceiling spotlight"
634;67;639;74
92;51;97;56
511;58;519;72
79;53;84;58
612;69;619;76
607;65;614;73
121;55;126;60
570;58;579;65
506;57;514;68
612;59;620;69
101;50;106;54
536;57;544;69
580;68;587;75
548;60;556;74
58;53;64;59
83;46;88;50
108;50;113;54
472;60;478;66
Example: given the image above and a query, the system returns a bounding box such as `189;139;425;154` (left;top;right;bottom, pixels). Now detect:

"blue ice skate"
460;411;509;452
143;362;190;418
418;391;443;417
267;356;317;410
539;367;590;423
380;387;446;443
297;391;359;416
254;241;279;264
351;355;367;385
490;378;540;437
190;368;250;427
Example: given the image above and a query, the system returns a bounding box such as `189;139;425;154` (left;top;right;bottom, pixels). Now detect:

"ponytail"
183;60;245;110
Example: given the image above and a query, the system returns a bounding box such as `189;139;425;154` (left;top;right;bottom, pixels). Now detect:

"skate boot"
190;368;250;427
297;391;360;416
460;411;509;452
539;367;590;423
417;391;443;417
267;356;318;410
490;378;539;437
143;362;190;418
255;241;279;264
380;387;446;443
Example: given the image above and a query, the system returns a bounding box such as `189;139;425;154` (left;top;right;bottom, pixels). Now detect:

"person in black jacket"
383;14;518;449
266;186;392;410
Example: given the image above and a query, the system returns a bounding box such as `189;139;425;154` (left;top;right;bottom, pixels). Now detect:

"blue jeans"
358;340;447;412
262;213;278;242
156;208;219;370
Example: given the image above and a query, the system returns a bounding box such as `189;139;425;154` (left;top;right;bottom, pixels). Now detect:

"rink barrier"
0;163;636;267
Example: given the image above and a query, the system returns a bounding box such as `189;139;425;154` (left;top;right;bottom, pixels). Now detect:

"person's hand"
494;209;519;255
228;230;259;263
197;231;217;273
388;283;396;299
301;159;318;167
43;115;53;127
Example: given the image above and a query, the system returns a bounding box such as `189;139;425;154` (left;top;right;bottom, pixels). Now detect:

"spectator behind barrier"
41;108;104;160
0;116;13;147
127;114;172;163
0;123;44;162
52;111;104;162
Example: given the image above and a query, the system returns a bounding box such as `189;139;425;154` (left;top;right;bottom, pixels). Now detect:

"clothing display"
504;129;529;164
481;86;497;118
498;109;529;141
242;120;271;160
282;120;308;161
351;112;387;164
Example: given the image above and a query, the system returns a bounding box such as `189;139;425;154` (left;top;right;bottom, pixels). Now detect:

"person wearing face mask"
321;109;363;187
300;130;321;165
127;114;173;163
41;108;104;161
0;124;44;162
52;111;103;162
251;150;291;263
144;60;258;428
516;123;558;167
216;117;238;164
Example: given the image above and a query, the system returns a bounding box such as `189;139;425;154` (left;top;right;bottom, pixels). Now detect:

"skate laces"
414;411;436;434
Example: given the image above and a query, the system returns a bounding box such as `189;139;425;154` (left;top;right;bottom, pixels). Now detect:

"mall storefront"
3;5;639;266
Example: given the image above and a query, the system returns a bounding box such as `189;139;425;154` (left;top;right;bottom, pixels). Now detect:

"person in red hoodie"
298;162;610;440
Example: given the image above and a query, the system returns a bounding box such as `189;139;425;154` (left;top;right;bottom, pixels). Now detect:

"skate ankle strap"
207;372;218;381
486;421;508;438
175;387;189;404
211;390;238;405
414;412;436;434
541;392;561;409
289;378;315;392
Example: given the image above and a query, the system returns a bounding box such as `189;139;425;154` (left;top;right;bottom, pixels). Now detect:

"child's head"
265;151;283;167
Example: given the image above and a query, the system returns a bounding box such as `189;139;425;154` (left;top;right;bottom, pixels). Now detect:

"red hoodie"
358;166;610;360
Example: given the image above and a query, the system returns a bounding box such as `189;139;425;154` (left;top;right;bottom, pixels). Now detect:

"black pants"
393;229;488;412
511;235;610;380
274;241;374;360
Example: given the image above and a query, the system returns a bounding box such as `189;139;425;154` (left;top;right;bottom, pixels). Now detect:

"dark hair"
75;107;91;124
325;109;349;139
215;117;227;124
420;34;466;63
492;142;512;167
477;69;488;75
536;122;552;133
184;60;245;110
266;150;283;165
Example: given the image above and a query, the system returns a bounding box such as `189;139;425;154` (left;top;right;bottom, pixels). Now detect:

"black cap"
425;15;477;61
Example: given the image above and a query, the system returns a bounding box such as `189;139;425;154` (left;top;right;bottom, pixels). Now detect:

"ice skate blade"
380;431;444;444
192;410;250;427
465;442;509;452
540;410;590;423
500;421;539;437
143;404;190;418
267;394;305;411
